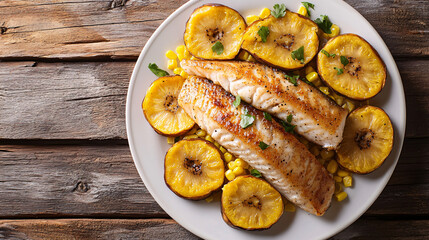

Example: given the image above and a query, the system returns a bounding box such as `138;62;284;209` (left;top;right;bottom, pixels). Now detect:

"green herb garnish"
303;78;315;87
240;109;255;129
259;141;269;150
264;112;272;121
287;114;293;123
281;120;296;133
314;15;333;34
321;49;336;58
291;46;305;64
258;26;270;43
334;67;344;75
251;169;262;178
285;74;299;86
233;95;241;107
271;3;287;18
148;63;169;77
340;56;349;66
212;41;224;55
301;2;315;17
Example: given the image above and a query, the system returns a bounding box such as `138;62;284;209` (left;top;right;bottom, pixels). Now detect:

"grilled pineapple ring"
317;34;386;100
165;139;225;200
184;4;246;60
143;76;195;136
337;106;393;174
242;12;319;70
221;176;283;230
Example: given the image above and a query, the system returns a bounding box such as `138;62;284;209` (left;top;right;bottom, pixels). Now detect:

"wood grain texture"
0;219;200;240
0;139;427;218
0;0;427;60
1;60;428;140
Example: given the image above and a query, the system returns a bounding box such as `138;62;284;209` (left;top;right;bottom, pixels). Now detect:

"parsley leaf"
314;15;333;34
258;26;270;43
285;74;299;86
233;95;241;107
303;78;315;87
340;56;349;67
259;141;269;150
287;114;293;123
291;46;305;64
271;3;287;18
212;41;224;55
281;120;296;133
321;49;336;58
240;110;255;129
334;67;344;75
251;169;262;178
264;112;272;121
148;63;169;77
301;2;315;17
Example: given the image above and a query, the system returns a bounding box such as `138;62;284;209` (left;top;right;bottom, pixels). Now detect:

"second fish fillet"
178;76;335;216
181;59;348;149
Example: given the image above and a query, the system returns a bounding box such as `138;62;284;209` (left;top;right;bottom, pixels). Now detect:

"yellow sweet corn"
247;54;256;62
228;161;236;170
183;48;192;60
259;8;271;18
167;59;177;70
237;51;250;61
165;50;177;59
225;169;235;181
176;45;186;61
173;67;182;75
327;160;338;174
343;176;353;187
284;202;296;212
219;146;227;154
224;152;233;162
190;56;198;60
321;149;335;160
327;24;340;38
343;100;355;113
183;134;198;140
214;142;220;148
335;182;342;193
235;158;248;169
205;135;214;143
305;66;315;75
180;69;188;78
195;129;207;137
297;6;307;16
319;86;330;95
334;176;343;183
335;191;348;201
187;126;199;135
233;166;246;176
167;137;175;145
246;15;260;25
337;169;350;177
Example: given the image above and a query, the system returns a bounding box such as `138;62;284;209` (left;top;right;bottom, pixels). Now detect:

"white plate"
126;0;406;239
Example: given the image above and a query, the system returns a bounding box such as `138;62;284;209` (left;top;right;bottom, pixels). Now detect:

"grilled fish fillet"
178;76;335;216
181;59;348;149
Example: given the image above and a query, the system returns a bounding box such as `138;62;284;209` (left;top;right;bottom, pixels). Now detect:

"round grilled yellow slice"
142;76;195;136
317;34;386;100
165;139;225;200
184;4;246;60
221;176;283;230
337;106;393;174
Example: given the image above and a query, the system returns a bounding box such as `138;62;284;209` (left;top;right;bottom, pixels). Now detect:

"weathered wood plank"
0;141;427;218
0;0;426;60
0;60;428;140
0;219;200;240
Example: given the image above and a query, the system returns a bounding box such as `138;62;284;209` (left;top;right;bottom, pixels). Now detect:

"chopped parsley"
211;41;224;55
240;109;255;129
287;114;293;123
303;78;315;87
258;26;270;43
301;2;315;17
340;56;349;67
264;112;272;121
233;95;241;107
251;169;262;178
321;49;336;58
291;46;305;64
334;67;344;75
259;141;269;150
314;15;333;34
285;74;299;86
281;115;296;133
148;63;169;77
271;3;287;18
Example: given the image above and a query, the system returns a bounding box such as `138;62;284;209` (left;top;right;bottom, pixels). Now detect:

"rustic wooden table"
0;0;428;239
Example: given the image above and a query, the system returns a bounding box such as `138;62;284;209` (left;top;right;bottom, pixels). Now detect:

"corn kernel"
196;129;207;138
190;56;197;60
238;51;250;61
183;48;192;60
259;8;271;19
167;137;175;145
334;176;343;183
334;95;344;106
343;176;353;187
214;142;220;148
321;149;335;160
310;145;320;156
228;160;236;170
327;24;340;38
247;55;256;62
345;100;355;113
176;45;186;61
180;70;188;78
327;160;338;174
329;95;336;101
335;191;348;202
319;158;326;166
335;182;343;193
219;146;227;154
167;59;177;70
224;152;233;162
187;126;199;135
173;67;182;75
225;169;235;181
233;166;246;176
319;86;330;95
297;6;307;16
305;72;318;82
235;158;249;169
313;79;322;87
246;15;260;25
205;135;214;143
165;50;177;59
337;169;350;177
284;202;296;212
305;66;315;75
205;195;214;203
183;134;198;140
